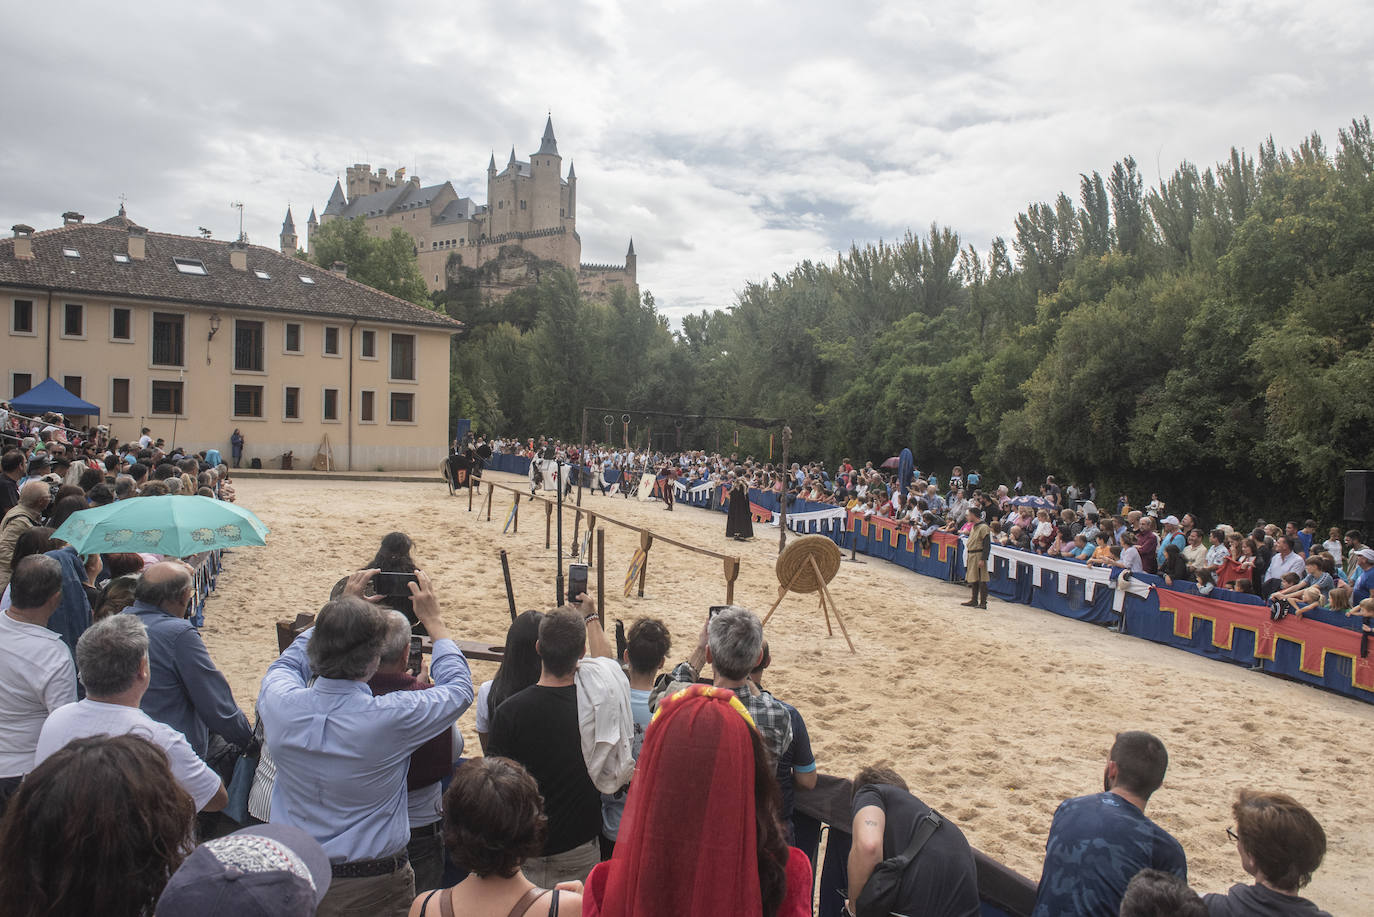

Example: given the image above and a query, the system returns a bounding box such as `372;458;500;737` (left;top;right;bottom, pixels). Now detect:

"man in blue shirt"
1032;731;1187;917
259;569;473;917
124;561;251;758
1349;548;1374;603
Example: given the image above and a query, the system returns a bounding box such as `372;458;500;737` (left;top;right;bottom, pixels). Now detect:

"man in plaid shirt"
649;606;793;762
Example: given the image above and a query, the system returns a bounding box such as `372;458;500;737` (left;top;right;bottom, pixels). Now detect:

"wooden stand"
311;434;336;472
762;555;855;653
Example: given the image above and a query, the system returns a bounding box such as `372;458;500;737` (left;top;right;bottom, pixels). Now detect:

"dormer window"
173;257;207;275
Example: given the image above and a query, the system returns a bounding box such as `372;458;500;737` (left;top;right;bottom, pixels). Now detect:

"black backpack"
854;810;944;917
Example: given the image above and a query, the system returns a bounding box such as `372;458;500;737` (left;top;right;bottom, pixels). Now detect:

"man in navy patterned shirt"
1032;731;1187;917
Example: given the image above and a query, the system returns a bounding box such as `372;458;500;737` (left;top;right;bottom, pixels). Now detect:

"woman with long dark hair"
0;734;195;917
367;531;420;630
476;610;545;753
584;684;811;917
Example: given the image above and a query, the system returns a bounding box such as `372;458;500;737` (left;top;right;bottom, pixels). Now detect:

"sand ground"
203;473;1373;912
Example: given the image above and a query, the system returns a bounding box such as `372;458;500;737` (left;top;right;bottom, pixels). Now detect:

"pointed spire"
538;114;560;156
324;179;347;216
281;206;296;233
627;238;635;257
488;151;497;172
307;207;318;226
508;146;517;166
567;160;576;180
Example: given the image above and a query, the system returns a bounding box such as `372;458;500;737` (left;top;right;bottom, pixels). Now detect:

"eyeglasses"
1226;826;1239;843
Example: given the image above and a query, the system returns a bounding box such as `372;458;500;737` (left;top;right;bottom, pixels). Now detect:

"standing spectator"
652;606;794;764
1203;790;1331;916
35;615;227;812
257;571;473;917
1262;537;1307;598
1321;527;1344;568
367;610;456;894
475;610;544;753
750;643;817;844
230;428;244;468
0;735;196;917
487;603;604;886
1342;530;1365;579
583;685;813;917
1347;547;1374;603
156;823;332;917
846;765;980;917
601;616;672;857
0;480;49;593
962;507;991;609
1157;516;1186;566
1031;731;1186;917
1136;517;1160;575
0;450;22;517
125;561;252;759
0;555;76;812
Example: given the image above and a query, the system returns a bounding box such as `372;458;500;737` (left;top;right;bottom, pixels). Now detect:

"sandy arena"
204;473;1373;911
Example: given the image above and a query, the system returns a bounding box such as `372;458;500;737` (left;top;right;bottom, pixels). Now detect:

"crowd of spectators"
0;416;1346;915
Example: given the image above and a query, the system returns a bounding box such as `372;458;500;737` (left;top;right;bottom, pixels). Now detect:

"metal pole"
596;527;605;624
555;461;565;607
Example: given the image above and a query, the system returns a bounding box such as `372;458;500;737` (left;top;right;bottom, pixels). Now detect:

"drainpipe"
347;319;357;471
44;291;53;378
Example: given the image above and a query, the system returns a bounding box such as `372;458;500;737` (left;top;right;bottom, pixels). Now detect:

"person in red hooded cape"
583;684;812;917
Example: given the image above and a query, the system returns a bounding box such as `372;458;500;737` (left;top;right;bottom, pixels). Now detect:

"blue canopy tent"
8;377;101;416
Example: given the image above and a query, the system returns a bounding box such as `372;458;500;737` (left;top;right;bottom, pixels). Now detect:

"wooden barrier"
479;478;742;604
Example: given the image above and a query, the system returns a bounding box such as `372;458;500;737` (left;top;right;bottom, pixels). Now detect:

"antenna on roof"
229;201;245;242
198;227;213;239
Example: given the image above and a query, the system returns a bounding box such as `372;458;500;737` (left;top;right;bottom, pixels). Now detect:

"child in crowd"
1032;509;1055;554
1195;568;1215;596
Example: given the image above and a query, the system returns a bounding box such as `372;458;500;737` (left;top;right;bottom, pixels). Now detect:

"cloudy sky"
2;0;1370;321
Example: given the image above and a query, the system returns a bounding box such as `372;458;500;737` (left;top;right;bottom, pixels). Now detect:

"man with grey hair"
113;473;136;500
259;569;472;917
124;560;250;758
0;555;77;812
0;480;51;593
34;614;227;811
366;609;456;893
651;605;794;762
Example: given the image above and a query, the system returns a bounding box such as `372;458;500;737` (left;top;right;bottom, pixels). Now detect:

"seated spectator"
1194;568;1216;596
1008;524;1031;551
410;756;582;917
1088;532;1115;564
1182;528;1208;571
1032;731;1186;917
1262;537;1306;598
258;570;473;917
1119;870;1206;917
1326;584;1352;612
1160;544;1190;586
584;685;812;917
846;765;980;917
1348;547;1374;603
0;734;196;917
36;614;227;812
475;610;544;753
1271;557;1335;619
1204;789;1331;916
157;823;333;917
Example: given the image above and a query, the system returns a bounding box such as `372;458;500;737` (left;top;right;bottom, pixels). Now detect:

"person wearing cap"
1156;516;1186;567
17;453;50;488
257;569;472;917
156;823;332;917
1349;547;1374;604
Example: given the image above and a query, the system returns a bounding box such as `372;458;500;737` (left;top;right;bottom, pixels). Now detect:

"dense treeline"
440;117;1374;523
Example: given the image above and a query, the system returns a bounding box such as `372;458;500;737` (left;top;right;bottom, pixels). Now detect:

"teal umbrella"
52;495;269;557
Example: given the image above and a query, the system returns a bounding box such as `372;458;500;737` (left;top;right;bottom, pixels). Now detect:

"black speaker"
1344;470;1374;522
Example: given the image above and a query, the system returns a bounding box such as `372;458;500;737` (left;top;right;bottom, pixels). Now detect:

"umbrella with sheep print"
52;495;269;557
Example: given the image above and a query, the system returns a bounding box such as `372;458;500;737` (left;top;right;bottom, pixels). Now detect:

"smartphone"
567;563;589;605
708;604;729;620
407;634;423;676
373;571;418;596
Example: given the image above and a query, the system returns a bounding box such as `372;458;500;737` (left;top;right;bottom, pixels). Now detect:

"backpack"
854;810;944;917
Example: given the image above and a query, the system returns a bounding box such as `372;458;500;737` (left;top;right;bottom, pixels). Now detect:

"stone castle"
280;117;637;301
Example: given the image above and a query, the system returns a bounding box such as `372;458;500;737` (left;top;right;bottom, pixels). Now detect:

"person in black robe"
725;477;754;540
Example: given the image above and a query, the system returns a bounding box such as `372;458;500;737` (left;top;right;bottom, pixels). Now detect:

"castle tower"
531;116;562;232
567;160;577;222
280;207;297;255
322;180;346;224
626;238;637;284
306;208;318;254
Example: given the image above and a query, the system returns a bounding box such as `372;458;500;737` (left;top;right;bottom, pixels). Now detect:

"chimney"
61;211;84;225
329;261;349;278
128;224;146;261
11;225;34;260
229;240;248;271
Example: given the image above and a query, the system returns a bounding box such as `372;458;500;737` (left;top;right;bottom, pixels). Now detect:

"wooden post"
596;528;606;624
500;550;517;623
637;531;652;598
512;492;519;533
778;425;792;554
468;476;474;511
485;483;493;522
545;502;553;549
724;556;739;605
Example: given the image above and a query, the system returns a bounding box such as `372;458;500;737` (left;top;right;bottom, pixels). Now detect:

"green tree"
308;218;431;307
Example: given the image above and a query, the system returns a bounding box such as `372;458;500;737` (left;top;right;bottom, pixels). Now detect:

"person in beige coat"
0;481;50;593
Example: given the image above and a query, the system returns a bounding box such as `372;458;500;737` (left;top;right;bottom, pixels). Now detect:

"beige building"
302;117;638;300
2;209;462;471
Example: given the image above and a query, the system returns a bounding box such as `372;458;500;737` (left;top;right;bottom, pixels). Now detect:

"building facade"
301;117;638;300
2;210;462;471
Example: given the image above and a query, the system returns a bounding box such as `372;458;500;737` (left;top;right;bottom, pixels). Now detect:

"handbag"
854;810;944;917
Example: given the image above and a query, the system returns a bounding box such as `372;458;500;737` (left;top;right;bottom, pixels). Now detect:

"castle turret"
567;160;577;221
322;180;346;221
626;238;637;283
280;207;297;255
537;115;560;157
306;208;318;254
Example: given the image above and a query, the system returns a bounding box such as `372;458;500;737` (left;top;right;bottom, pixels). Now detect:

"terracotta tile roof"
0;220;462;331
